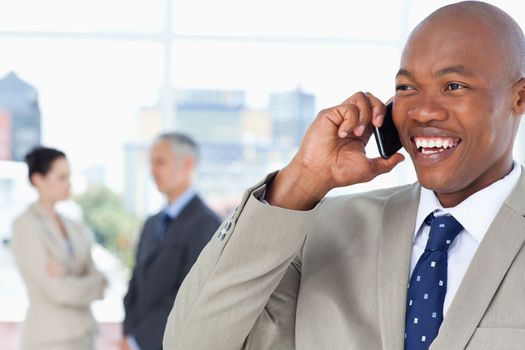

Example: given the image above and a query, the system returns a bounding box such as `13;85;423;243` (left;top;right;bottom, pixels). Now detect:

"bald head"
407;1;525;81
393;1;525;206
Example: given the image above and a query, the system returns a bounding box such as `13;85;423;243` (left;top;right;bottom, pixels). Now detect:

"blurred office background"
1;0;525;348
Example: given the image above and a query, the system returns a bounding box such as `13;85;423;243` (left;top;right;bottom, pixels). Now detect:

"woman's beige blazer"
11;204;107;348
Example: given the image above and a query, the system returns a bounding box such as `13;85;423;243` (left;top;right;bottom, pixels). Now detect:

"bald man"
163;2;525;349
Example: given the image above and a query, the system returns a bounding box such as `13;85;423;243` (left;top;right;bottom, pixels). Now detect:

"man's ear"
183;155;196;172
512;78;525;115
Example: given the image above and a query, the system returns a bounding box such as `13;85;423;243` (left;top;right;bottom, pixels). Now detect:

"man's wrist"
266;164;329;210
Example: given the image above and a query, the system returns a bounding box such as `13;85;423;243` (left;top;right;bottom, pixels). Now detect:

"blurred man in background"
121;132;221;350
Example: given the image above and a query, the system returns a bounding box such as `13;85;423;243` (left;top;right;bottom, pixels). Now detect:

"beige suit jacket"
164;168;525;350
11;204;107;347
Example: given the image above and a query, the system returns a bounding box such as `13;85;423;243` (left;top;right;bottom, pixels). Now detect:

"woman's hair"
24;146;66;184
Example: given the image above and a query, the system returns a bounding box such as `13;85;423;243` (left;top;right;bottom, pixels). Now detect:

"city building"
0;111;11;160
0;72;41;161
241;108;272;145
269;87;316;148
175;89;245;144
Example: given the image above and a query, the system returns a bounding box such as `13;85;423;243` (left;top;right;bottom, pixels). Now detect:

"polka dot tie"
404;213;463;349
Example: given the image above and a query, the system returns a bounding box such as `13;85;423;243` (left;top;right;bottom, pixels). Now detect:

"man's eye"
396;85;414;91
446;83;464;90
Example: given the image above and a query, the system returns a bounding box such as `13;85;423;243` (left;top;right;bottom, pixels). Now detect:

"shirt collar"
415;162;521;243
164;187;196;220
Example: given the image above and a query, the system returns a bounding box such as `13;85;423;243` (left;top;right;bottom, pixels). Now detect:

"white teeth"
414;137;459;151
421;148;445;155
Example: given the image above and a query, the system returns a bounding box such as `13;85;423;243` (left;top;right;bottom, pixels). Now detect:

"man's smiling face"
393;8;524;207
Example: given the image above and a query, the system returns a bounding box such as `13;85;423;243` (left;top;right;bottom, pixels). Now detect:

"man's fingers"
321;104;359;138
350;93;372;136
337;104;359;138
365;92;387;128
337;93;373;137
342;92;373;136
322;91;384;138
368;153;405;176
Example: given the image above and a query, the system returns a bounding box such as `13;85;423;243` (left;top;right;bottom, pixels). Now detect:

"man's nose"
407;99;448;124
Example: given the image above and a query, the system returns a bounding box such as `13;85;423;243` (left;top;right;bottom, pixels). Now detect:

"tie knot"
424;213;463;252
155;211;173;240
161;211;172;224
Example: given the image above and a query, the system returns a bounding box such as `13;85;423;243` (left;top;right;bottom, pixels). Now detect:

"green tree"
75;186;140;269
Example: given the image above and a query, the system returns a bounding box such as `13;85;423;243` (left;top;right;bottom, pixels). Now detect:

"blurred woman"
11;146;107;350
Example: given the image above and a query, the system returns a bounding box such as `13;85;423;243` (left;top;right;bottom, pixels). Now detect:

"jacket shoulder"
320;183;418;213
190;195;221;223
11;206;37;234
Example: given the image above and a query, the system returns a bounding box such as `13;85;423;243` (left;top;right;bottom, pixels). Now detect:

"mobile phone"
373;101;402;159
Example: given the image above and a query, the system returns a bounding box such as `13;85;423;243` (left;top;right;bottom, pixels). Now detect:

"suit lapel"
432;169;525;349
162;211;192;246
140;196;201;266
61;218;87;270
138;213;163;265
378;183;420;350
29;204;70;263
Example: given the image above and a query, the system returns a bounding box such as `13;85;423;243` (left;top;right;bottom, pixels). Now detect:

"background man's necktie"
155;211;172;240
405;213;463;349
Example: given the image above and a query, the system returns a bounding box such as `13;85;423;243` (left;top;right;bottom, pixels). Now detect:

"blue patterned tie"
155;211;172;240
405;213;463;349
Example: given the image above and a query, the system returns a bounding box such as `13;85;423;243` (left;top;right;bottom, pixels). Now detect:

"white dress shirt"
164;187;197;219
411;163;521;316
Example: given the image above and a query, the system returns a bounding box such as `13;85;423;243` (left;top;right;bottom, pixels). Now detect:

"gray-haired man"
122;133;221;350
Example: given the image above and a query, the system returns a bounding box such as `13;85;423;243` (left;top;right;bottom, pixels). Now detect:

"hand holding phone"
373;101;402;159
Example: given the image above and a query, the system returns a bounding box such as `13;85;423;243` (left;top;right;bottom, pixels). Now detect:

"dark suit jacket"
123;194;221;350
